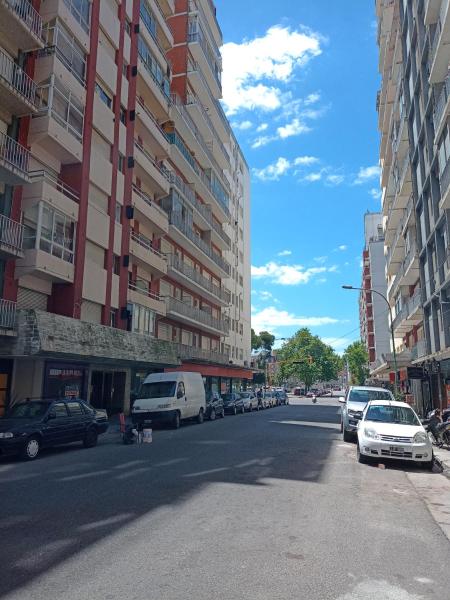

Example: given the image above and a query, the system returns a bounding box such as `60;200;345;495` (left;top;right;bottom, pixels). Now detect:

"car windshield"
365;405;420;426
348;389;392;403
139;382;176;399
6;402;49;419
240;393;250;398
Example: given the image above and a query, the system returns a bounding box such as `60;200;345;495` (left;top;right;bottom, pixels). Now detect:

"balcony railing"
0;298;16;330
165;296;229;333
186;93;228;160
411;339;428;361
29;169;80;203
134;140;171;181
63;0;90;33
136;98;169;142
0;213;24;254
128;280;162;302
174;342;229;364
3;0;43;39
0;131;30;176
440;156;450;200
166;253;230;303
188;21;222;91
138;35;171;101
131;229;167;261
168;211;231;275
35;77;84;142
132;184;168;221
0;48;36;106
434;73;450;131
140;0;169;60
188;0;221;60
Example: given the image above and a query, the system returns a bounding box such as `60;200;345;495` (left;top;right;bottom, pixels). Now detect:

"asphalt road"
0;397;449;600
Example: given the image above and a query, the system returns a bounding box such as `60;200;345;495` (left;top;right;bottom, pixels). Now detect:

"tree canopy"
276;328;342;389
251;329;275;352
343;341;369;385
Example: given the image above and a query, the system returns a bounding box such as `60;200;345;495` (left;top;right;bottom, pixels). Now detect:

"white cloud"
253;157;290;181
369;187;382;200
251;135;274;149
232;120;253;130
326;174;345;186
294;156;319;166
338;245;347;251
328;265;339;273
277;250;292;256
221;25;323;116
354;165;380;185
303;172;322;182
277;118;311;139
256;123;268;132
251;261;338;285
305;92;320;105
314;256;328;264
252;306;340;332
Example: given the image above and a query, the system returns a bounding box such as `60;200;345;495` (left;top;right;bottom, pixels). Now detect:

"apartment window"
132;304;156;336
118;153;125;174
43;20;87;84
36;78;84;141
137;36;170;98
115;202;122;223
110;309;117;328
119;106;127;125
22;203;75;263
95;82;112;108
438;126;450;176
63;0;90;32
113;255;121;275
124;19;131;35
122;62;128;78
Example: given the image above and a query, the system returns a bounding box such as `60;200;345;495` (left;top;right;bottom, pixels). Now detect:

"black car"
222;393;245;415
0;399;108;460
205;391;225;420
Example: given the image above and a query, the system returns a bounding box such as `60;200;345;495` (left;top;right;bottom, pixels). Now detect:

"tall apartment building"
359;212;391;371
377;0;450;413
0;0;251;415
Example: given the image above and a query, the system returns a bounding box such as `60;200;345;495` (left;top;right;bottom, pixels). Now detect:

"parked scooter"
311;394;317;404
424;409;450;447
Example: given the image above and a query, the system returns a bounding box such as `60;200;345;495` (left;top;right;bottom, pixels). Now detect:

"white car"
356;400;433;469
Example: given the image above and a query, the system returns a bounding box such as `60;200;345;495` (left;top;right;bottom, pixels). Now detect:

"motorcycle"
424;410;450;447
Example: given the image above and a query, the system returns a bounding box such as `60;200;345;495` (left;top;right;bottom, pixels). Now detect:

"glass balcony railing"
138;35;170;100
165;296;229;333
63;0;90;33
188;19;222;91
35;77;84;143
167;253;230;303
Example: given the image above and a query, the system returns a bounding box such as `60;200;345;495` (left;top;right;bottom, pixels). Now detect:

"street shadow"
0;403;340;597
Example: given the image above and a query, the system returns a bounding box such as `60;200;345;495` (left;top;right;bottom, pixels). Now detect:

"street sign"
407;366;425;380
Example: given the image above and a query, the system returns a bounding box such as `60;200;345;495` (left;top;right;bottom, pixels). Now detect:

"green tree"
343;341;369;385
251;328;261;351
259;331;275;352
276;328;340;390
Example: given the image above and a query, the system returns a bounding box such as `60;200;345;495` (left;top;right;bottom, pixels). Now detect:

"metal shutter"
17;287;48;310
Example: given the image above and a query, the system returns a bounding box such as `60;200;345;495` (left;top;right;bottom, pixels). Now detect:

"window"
43;20;87;84
119;106;127;125
52;402;69;418
115;202;122;223
122;62;128;78
118;153;125;173
177;382;185;399
110;309;117;328
39;203;75;263
95;82;112;108
113;255;121;275
67;401;83;415
124;19;131;35
132;304;156;335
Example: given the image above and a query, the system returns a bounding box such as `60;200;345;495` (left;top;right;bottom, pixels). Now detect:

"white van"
132;372;206;429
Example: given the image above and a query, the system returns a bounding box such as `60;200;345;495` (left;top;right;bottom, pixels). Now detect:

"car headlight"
0;432;13;439
413;432;428;443
364;428;380;440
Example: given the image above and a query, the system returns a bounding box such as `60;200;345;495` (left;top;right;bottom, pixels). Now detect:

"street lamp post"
342;285;399;394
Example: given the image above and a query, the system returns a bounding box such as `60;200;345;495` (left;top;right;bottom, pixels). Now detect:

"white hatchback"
356;400;433;469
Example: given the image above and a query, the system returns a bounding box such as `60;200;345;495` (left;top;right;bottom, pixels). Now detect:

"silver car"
240;391;259;411
339;386;395;442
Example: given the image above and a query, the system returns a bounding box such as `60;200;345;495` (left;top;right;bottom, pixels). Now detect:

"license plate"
390;446;404;453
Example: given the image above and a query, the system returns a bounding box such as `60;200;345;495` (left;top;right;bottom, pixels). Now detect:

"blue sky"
216;0;380;353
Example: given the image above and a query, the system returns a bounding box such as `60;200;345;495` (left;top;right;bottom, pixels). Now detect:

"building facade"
376;0;450;413
0;0;251;415
359;212;391;371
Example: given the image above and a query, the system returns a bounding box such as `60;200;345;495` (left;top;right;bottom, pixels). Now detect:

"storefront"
166;363;253;395
43;362;88;400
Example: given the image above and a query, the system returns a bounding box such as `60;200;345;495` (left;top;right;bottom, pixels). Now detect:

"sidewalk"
434;446;450;477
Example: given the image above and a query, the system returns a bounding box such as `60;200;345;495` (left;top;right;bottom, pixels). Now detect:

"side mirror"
338;397;346;404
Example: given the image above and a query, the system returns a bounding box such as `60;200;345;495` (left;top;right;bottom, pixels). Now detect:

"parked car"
0;398;106;460
339;386;395;442
356;400;433;469
275;390;288;405
205;391;225;420
132;372;206;429
222;393;245;415
263;391;275;408
239;391;259;411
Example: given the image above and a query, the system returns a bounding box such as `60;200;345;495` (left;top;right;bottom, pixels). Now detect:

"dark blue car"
0;399;108;460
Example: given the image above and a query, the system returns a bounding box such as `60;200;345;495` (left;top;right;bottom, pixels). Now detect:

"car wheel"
210;408;216;421
221;409;225;418
343;428;353;442
249;403;253;412
83;428;98;448
241;405;245;414
424;455;434;471
21;436;41;460
233;405;237;415
357;443;369;464
172;411;181;429
197;408;204;424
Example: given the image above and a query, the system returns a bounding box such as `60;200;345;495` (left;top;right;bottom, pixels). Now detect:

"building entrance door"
0;360;12;416
90;371;126;414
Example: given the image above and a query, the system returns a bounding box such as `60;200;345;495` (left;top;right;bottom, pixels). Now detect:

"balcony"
411;340;428;361
137;35;171;116
134;140;171;197
0;48;37;116
164;296;229;335
439;157;450;210
425;0;441;24
0;298;17;334
392;289;423;335
132;185;169;235
0;0;44;52
0;213;24;259
429;0;450;83
433;73;450;138
30;77;84;164
402;241;420;285
0;131;30;185
129;230;167;278
166;211;231;277
128;281;166;316
139;0;172;66
136;98;170;155
23;170;79;222
396;153;412;199
174;342;229;365
166;253;230;306
188;18;222;97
